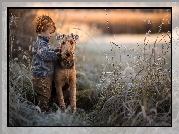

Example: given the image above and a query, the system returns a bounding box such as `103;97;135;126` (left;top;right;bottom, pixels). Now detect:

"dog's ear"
56;34;65;41
71;33;79;41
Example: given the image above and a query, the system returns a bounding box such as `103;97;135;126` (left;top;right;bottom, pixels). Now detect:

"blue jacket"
32;35;58;76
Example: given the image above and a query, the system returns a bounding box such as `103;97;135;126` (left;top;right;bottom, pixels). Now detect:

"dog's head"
56;33;79;61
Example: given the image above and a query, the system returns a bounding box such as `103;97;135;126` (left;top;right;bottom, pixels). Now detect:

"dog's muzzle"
66;52;71;57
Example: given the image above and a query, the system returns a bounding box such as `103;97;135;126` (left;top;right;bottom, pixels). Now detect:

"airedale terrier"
53;33;79;111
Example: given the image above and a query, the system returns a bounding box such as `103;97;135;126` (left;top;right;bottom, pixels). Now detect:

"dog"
53;33;79;111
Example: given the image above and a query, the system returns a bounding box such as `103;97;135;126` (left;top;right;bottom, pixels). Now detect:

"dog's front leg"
69;71;76;111
56;84;66;111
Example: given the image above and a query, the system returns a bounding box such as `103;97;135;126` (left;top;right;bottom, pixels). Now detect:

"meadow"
8;8;171;126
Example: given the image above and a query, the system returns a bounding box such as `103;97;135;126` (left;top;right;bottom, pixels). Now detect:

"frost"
123;66;134;75
29;45;32;51
9;13;19;27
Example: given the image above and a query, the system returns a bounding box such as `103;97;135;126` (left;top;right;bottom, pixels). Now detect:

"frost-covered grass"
8;35;171;126
9;59;90;126
89;46;171;126
78;33;171;126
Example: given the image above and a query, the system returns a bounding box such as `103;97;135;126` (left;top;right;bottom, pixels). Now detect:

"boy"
32;15;59;112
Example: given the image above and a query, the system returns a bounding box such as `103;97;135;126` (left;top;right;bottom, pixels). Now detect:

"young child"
32;15;59;112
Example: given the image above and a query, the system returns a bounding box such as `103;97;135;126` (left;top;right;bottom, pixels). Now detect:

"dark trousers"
32;75;53;112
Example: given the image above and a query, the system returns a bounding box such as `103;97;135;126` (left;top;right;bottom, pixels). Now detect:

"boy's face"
41;27;54;40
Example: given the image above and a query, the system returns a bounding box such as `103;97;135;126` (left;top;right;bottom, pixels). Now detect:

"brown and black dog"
51;33;79;111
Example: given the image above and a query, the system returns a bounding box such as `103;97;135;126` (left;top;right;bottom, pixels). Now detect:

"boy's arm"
38;42;58;61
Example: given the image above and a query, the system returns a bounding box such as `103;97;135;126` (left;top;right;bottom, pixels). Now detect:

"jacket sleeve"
38;41;58;61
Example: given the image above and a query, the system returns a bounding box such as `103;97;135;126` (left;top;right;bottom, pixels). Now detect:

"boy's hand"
56;52;61;59
54;46;61;52
56;52;61;57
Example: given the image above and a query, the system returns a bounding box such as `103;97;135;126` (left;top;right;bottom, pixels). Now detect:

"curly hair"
35;15;56;34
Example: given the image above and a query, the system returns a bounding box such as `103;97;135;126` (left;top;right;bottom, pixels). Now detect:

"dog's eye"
70;41;73;44
61;41;65;45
